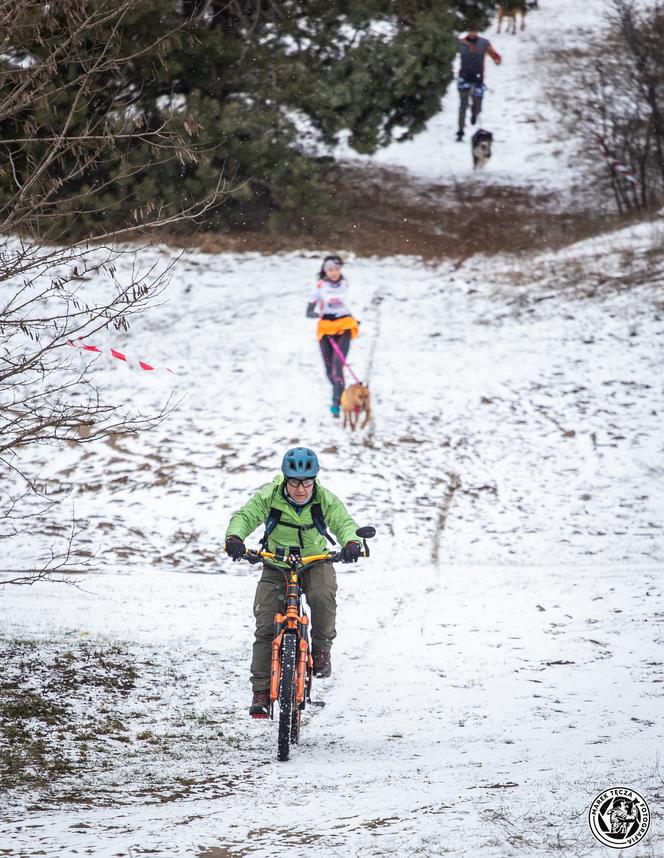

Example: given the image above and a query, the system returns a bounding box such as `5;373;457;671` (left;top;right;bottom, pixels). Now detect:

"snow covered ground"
2;217;663;857
2;2;664;856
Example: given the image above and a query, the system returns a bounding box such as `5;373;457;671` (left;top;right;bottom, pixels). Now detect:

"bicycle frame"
243;526;374;760
247;550;333;714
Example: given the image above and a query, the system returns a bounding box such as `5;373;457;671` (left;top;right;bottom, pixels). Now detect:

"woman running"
306;255;359;417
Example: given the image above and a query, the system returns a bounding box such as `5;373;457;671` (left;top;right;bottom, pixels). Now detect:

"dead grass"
0;640;137;792
154;161;638;262
0;638;249;807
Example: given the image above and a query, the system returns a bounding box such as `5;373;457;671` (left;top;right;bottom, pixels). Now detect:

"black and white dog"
471;128;493;169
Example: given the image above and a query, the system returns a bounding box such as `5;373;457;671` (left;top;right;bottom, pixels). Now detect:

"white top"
309;277;352;317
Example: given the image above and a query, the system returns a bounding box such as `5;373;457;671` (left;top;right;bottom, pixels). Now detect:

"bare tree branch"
0;1;224;584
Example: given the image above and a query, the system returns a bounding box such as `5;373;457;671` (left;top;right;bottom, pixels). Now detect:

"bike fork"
295;636;308;704
269;626;284;717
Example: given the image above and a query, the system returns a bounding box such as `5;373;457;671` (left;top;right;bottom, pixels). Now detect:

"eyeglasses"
286;478;315;489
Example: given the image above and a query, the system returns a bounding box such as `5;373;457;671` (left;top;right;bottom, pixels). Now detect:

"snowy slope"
2;0;664;854
1;217;663;857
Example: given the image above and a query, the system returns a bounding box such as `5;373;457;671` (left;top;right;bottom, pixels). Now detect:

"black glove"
340;541;361;563
225;535;246;561
306;301;319;319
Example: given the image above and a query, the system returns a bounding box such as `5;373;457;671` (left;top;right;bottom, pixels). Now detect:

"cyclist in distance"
224;447;363;717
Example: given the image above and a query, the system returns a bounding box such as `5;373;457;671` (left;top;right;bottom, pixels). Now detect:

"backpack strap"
311;503;336;545
260;507;282;549
259;500;336;549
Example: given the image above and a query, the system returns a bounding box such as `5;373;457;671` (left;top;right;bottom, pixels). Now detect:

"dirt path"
174;161;629;262
309;164;623;260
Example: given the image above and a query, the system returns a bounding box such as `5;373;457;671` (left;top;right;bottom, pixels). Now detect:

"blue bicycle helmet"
281;447;320;478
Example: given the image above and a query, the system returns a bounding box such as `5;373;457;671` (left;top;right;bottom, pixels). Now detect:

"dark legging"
458;84;483;133
319;331;351;407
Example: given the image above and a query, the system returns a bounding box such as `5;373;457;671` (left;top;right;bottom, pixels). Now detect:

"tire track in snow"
431;471;461;565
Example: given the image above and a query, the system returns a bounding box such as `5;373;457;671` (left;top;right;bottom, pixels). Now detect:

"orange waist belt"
317;317;359;341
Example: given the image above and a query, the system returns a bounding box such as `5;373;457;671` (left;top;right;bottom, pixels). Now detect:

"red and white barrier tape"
67;337;175;374
596;136;640;186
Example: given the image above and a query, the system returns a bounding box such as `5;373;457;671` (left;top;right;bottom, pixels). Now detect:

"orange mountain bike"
242;526;375;761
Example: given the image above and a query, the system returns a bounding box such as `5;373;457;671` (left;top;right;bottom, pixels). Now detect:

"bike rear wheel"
277;631;297;761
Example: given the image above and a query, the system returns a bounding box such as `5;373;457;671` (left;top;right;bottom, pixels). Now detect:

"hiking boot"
455;130;464;142
470;107;477;125
249;690;269;718
330;405;340;418
312;649;332;678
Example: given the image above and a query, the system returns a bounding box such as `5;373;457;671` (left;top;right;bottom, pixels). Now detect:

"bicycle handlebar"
243;549;368;566
240;526;374;566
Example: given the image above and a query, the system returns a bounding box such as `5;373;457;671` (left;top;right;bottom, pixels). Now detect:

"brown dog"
340;383;371;431
497;2;527;34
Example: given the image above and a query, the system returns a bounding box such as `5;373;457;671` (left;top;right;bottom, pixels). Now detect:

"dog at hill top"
497;1;527;34
471;128;493;169
340;383;371;431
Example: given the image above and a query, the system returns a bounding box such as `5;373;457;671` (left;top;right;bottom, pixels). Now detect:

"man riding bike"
224;447;362;718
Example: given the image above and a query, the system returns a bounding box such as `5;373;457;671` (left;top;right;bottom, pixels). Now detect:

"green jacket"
226;475;359;567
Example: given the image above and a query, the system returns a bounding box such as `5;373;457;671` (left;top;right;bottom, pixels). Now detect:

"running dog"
340;383;371;431
471;128;493;169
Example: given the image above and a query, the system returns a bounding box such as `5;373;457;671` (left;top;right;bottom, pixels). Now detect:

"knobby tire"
277;631;297;761
291;696;301;745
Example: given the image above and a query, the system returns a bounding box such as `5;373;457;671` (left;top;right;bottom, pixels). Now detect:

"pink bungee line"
327;335;362;385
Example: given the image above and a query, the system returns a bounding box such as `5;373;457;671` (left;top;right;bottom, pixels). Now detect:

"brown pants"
250;562;337;691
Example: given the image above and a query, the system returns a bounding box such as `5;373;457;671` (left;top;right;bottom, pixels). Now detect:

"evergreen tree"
0;0;496;237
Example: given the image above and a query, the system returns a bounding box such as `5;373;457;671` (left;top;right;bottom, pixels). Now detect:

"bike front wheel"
277;631;298;761
291;699;301;745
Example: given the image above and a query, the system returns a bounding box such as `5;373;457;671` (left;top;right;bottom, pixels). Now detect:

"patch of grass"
0;685;74;789
0;639;139;794
1;693;67;724
0;638;246;807
96;717;128;735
